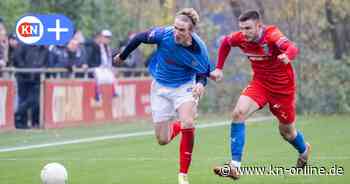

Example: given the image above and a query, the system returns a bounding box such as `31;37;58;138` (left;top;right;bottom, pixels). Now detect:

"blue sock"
289;131;306;154
230;122;245;162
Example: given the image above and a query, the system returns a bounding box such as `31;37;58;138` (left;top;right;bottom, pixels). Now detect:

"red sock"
179;128;195;174
170;120;181;140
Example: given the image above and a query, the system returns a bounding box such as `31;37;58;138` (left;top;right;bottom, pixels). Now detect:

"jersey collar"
253;25;266;43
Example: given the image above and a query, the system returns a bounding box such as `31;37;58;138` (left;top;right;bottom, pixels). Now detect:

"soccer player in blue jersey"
113;8;213;184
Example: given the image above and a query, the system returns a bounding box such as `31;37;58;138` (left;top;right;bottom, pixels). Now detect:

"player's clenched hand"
192;83;205;100
278;53;290;64
113;54;124;65
210;68;224;82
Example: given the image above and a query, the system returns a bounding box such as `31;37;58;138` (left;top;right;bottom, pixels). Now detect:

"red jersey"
216;25;299;94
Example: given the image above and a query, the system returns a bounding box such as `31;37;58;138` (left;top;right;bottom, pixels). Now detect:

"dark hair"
8;32;16;39
238;10;260;22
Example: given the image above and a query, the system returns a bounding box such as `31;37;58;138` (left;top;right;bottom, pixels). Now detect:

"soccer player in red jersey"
210;10;311;180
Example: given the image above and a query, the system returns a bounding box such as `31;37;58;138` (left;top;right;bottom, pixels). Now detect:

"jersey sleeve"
268;27;299;60
216;32;241;69
227;32;241;47
145;27;165;44
119;27;165;60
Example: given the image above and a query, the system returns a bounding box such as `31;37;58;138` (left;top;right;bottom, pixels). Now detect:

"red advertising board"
0;80;15;130
43;79;151;128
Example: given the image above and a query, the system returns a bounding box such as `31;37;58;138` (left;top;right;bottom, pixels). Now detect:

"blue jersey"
146;26;214;88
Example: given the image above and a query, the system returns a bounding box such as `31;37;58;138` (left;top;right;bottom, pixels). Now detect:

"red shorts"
241;80;296;124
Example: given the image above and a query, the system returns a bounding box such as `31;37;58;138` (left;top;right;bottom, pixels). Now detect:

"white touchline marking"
0;116;273;153
1;156;349;161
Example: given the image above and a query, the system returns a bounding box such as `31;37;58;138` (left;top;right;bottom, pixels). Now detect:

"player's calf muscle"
279;124;297;141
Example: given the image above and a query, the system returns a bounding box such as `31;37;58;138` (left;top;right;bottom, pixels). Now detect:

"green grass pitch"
0;114;349;184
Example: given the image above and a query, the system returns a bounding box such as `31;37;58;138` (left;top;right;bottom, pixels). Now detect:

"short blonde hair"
176;8;200;27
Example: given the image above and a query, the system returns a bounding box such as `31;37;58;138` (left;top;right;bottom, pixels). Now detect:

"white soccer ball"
40;162;68;184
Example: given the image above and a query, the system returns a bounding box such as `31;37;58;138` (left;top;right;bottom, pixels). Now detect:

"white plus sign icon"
47;19;69;41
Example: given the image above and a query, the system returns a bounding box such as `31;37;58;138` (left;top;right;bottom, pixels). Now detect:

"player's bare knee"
157;140;169;145
155;131;170;145
181;117;195;129
181;120;194;129
232;108;247;122
156;136;169;145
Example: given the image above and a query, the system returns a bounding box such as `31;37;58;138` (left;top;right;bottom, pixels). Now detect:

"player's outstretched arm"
210;68;223;81
113;30;160;64
211;36;232;81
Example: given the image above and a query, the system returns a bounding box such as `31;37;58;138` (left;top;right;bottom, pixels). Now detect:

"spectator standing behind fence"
70;38;88;77
48;38;87;78
85;30;114;68
7;33;20;67
85;32;102;68
73;30;85;46
13;45;49;129
72;30;88;77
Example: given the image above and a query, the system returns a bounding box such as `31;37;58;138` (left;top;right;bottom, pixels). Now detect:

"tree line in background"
0;0;349;114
